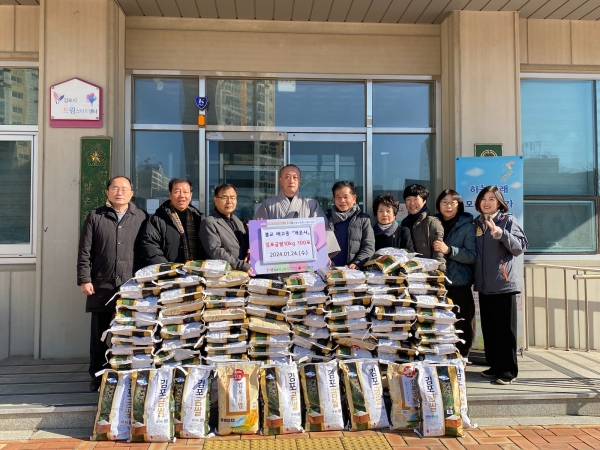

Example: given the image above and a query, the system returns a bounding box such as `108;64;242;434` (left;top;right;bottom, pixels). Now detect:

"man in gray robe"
254;164;340;256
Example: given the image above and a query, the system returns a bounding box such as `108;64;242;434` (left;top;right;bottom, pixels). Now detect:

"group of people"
77;163;528;391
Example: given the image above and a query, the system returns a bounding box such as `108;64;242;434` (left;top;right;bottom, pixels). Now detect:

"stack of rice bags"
153;262;227;367
282;272;332;363
200;265;250;364
245;278;292;363
318;267;375;360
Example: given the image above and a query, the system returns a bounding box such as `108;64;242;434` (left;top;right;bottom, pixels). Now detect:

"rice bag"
92;370;132;441
161;299;204;317
160;338;204;351
292;346;332;363
365;269;405;285
405;270;448;283
245;304;286;321
370;319;414;332
248;332;291;348
246;278;289;296
373;306;417;321
175;365;213;438
160;285;204;304
329;292;371;306
332;333;377;351
363;248;414;274
247;346;292;358
303;314;328;328
216;362;260;435
203;288;246;297
159;322;205;339
387;362;420;430
367;285;407;296
412;295;454;309
116;297;159;313
293;324;330;340
299;361;344;431
335;345;372;359
260;363;303;435
203;307;246;322
284;272;327;292
135;263;184;282
130;368;175;442
183;259;230;277
206;329;247;343
206;319;249;331
206;341;249;354
406;283;448;296
204;354;249;364
204;271;250;288
327;317;370;332
204;296;246;309
118;279;162;299
158;311;203;326
415;308;458;324
293;336;336;353
413;322;461;337
325;304;370;320
247;316;290;335
113;310;158;326
318;267;367;285
288;291;328;306
339;359;389;430
371;330;410;341
416;363;464;437
326;283;370;294
248;294;289;307
152;275;203;288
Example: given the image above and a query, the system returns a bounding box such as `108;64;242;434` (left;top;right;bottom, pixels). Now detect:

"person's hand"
433;240;450;255
486;219;503;238
247;268;255;277
80;282;95;296
348;263;358;270
244;249;251;263
328;258;333;268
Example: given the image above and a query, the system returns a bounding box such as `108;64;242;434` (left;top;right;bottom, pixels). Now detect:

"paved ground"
2;425;600;450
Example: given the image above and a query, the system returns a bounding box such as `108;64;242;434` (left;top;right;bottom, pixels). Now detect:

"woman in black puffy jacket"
372;194;414;252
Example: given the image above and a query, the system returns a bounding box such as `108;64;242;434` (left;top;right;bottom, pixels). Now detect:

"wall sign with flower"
50;78;103;128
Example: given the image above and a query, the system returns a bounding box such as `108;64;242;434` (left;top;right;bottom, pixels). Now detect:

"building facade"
1;0;599;359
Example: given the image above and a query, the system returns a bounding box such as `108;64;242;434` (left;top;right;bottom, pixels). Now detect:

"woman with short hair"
474;185;528;385
433;189;477;358
327;181;375;269
372;194;414;252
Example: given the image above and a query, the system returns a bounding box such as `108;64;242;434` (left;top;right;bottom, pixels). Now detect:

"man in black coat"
140;178;207;265
77;176;148;391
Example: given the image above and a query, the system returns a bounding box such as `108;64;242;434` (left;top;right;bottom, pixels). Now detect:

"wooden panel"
519;17;528;63
565;0;600;19
0;6;15;52
529;0;570;18
118;0;144;15
216;0;236;18
463;0;490;10
177;0;199;17
572;21;600;64
9;270;35;356
0;272;10;361
126;26;441;75
196;0;218;17
399;0;429;22
518;0;551;17
381;0;411;22
500;0;529;11
329;0;352;22
157;0;181;16
255;0;274;19
418;0;452;23
15;6;39;52
527;19;571;64
363;0;392;22
433;0;469;24
137;0;163;15
235;0;254;19
310;0;332;21
581;3;600;18
483;0;512;11
547;0;587;18
345;0;371;22
273;0;293;19
292;0;313;20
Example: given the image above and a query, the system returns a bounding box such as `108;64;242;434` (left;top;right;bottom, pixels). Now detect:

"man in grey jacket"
200;183;252;275
77;176;147;391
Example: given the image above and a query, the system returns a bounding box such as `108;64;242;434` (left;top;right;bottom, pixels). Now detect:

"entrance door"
288;134;366;214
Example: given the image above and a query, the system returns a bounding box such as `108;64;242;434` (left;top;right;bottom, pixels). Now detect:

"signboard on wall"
80;137;112;230
475;143;503;157
455;156;524;352
50;78;102;128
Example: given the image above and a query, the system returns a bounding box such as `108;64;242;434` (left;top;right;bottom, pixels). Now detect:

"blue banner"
455;156;523;224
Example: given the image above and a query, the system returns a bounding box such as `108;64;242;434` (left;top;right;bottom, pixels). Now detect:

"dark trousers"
478;292;519;379
89;311;113;379
447;285;475;358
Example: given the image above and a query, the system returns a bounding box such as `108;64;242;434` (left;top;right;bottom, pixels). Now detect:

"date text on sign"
260;226;316;264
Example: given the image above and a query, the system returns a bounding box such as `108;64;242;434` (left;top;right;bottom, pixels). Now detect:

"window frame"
521;73;600;256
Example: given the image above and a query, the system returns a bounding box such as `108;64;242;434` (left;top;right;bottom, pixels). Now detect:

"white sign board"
50;78;100;121
260;225;315;264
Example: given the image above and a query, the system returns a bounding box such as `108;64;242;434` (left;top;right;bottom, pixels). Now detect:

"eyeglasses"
108;187;131;193
441;201;458;206
216;196;237;201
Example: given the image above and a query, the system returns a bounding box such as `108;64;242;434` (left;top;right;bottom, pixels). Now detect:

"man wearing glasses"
77;176;148;391
140;178;207;265
200;183;252;275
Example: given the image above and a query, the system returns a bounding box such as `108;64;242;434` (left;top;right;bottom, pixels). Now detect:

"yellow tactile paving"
204;441;251;450
341;436;391;450
251;441;297;450
295;437;344;450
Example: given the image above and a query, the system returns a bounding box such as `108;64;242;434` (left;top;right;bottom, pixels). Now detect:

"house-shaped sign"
50;78;102;128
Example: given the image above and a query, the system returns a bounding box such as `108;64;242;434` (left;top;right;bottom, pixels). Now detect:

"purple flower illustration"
86;92;97;105
53;92;64;104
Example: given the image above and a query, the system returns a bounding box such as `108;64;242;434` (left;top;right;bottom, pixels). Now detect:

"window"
0;69;39;125
521;79;599;253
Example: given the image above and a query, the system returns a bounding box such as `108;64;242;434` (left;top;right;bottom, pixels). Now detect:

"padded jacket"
140;200;206;265
373;224;415;252
407;208;446;271
473;212;528;295
326;208;375;269
77;203;148;312
435;212;477;286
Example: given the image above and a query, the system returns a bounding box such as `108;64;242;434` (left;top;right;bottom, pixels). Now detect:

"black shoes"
90;377;102;392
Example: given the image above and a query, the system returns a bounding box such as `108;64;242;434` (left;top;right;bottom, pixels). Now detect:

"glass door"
288;134;366;214
206;132;285;221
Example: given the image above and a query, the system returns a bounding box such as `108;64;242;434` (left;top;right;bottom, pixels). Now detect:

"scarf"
169;204;197;262
330;204;359;225
401;204;428;229
481;211;499;232
374;220;398;237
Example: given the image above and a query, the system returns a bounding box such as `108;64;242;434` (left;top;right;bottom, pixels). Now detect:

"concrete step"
0;349;599;437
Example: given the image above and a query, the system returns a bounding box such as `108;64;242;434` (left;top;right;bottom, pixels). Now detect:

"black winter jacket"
326;208;375;269
373;224;415;252
140;200;207;265
77;203;148;312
